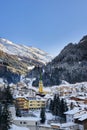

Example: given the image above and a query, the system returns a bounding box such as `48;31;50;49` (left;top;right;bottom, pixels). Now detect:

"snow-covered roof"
78;113;87;121
14;117;41;121
28;87;38;92
43;87;51;92
77;96;86;100
44;94;53;99
39;124;51;128
61;122;77;127
64;108;82;115
15;95;28;100
74;111;87;119
51;122;77;128
36;97;46;101
51;123;61;127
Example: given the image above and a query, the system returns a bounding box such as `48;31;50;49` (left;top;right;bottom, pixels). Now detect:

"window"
23;122;26;124
20;122;22;124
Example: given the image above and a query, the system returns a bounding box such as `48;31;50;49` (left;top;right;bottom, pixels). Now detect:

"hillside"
0;38;52;67
28;35;87;86
0;38;52;83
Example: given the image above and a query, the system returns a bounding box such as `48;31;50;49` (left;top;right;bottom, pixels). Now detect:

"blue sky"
0;0;87;56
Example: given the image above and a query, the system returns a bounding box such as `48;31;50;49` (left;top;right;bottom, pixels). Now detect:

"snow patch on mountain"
0;38;52;64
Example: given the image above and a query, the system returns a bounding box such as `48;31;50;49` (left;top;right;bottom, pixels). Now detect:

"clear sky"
0;0;87;56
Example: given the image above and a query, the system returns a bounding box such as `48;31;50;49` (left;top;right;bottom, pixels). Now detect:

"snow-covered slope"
0;38;52;64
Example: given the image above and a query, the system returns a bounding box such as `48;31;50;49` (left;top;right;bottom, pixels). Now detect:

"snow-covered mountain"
28;35;87;86
0;38;52;65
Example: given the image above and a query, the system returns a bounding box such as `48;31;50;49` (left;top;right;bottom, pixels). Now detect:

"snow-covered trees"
49;94;68;120
0;85;13;130
1;103;12;130
4;85;13;104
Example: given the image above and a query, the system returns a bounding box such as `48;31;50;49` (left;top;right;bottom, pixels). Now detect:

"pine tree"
60;99;68;120
52;94;57;115
15;101;21;117
0;85;13;130
40;108;46;124
64;101;68;121
70;102;74;110
0;103;2;127
60;99;65;118
49;99;54;112
16;108;21;117
49;95;68;121
4;86;13;105
52;94;60;117
64;101;68;112
1;103;12;130
56;95;60;116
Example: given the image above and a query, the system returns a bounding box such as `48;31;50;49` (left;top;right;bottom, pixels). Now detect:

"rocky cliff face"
28;35;87;86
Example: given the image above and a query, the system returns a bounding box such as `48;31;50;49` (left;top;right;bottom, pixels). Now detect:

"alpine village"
1;35;87;130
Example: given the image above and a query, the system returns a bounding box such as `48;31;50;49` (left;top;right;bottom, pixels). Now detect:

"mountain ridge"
27;35;87;86
0;37;52;83
0;38;52;65
1;35;87;85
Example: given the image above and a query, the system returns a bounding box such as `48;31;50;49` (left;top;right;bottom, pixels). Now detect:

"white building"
51;122;79;130
9;105;16;119
64;108;85;122
14;117;41;130
10;124;29;130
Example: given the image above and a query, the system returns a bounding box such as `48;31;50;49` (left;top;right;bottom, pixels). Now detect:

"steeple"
40;73;42;81
39;73;43;93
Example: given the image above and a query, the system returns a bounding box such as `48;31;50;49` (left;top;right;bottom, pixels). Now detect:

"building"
39;75;44;94
15;97;29;111
64;108;85;123
38;74;51;96
15;96;46;111
51;122;79;130
75;113;87;130
9;105;16;119
70;96;87;104
14;117;41;130
28;98;46;110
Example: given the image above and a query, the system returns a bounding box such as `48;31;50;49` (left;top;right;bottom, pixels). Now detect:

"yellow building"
29;99;45;109
16;97;29;110
16;97;46;110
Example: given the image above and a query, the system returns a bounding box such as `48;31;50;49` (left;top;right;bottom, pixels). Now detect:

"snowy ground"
10;124;29;130
33;110;55;120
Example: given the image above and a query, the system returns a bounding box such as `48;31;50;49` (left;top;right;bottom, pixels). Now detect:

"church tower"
39;73;43;93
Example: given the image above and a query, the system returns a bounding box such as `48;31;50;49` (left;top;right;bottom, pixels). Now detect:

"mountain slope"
28;35;87;86
0;38;52;66
0;38;52;83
